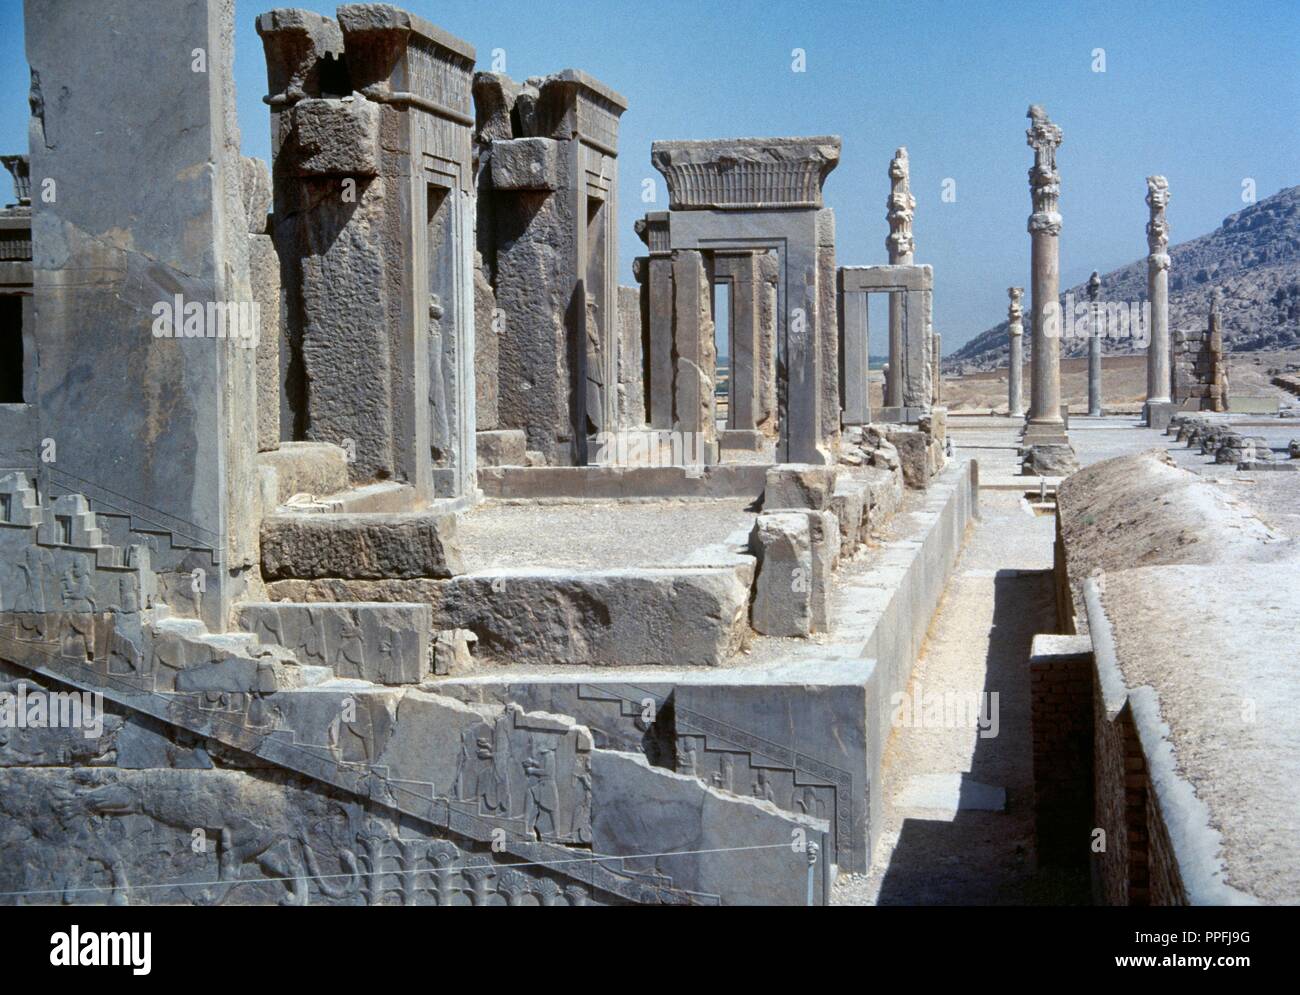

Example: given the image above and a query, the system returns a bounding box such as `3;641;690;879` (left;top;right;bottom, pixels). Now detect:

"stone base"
718;428;766;452
1021;443;1079;477
1021;419;1070;449
476;429;528;467
875;405;928;424
1143;400;1177;431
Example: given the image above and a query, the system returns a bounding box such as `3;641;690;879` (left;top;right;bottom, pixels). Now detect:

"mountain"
945;185;1300;371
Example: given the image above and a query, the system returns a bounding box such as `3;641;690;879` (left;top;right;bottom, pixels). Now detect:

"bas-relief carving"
0;768;614;906
449;706;593;845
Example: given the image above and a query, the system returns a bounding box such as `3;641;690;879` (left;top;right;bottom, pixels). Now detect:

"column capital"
886;146;916;262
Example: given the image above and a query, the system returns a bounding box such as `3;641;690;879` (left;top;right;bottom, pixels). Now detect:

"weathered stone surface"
1021;442;1079;477
433;628;477;675
651;136;841;210
240;155;273;234
591;749;829;905
25;0;258;629
476;428;528;467
831;476;869;552
764;464;839;511
618;284;645;426
257;441;350;503
748;512;813;637
250;232;282;453
268;565;753;668
490;137;560;190
261;512;464;580
671;249;718;462
238;601;431;684
286;95;381;176
474;254;499;430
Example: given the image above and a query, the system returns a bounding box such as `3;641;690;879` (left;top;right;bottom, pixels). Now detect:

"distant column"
1087;271;1102;415
1008;287;1025;417
1145;176;1172;404
1024;105;1067;442
885;147;915;409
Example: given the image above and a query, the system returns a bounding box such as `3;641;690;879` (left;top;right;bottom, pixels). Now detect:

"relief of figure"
793;786;826;819
678;737;698;777
714;753;735;793
477;714;511;814
428;296;450;465
59;558;97;660
337;610;365;670
15;545;52;640
752;769;775;803
300;607;326;664
523;739;559;841
570;752;593;844
117;575;139;615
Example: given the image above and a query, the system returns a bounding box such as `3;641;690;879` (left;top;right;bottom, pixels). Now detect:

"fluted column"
1145;175;1171;404
1025;105;1065;435
1007;287;1025;417
1087;270;1102;415
885;146;914;409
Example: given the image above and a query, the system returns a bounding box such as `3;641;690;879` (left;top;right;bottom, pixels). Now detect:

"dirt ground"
935;349;1300;415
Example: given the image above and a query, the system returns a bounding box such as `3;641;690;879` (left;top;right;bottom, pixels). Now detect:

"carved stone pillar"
1087;270;1102;416
884;147;914;409
1145;175;1171;404
1007;287;1025;417
1024;106;1069;446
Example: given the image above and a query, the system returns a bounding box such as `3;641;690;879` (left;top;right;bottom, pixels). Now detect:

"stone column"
885;147;915;410
635;213;674;430
1024;106;1068;444
671;249;718;465
839;283;870;425
1087;270;1102;416
1007;287;1025;417
1145;175;1171;404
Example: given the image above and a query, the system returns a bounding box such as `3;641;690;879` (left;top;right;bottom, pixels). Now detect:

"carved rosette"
1146;175;1171;272
1026;105;1063;237
1007;286;1025;332
885;146;916;262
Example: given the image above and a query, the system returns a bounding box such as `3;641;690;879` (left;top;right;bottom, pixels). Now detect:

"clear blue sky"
0;0;1295;351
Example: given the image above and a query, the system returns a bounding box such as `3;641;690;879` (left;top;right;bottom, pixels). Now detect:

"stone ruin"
1172;290;1229;412
0;0;964;906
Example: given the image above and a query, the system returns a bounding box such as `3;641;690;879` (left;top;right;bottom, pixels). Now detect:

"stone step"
261;510;464;580
258;441;351;504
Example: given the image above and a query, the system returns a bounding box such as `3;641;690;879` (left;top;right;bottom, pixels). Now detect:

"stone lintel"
651;136;841;210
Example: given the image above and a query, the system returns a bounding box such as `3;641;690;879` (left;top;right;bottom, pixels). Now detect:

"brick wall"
1029;639;1093;867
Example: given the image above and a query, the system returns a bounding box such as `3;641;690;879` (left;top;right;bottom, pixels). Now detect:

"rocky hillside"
947;184;1300;371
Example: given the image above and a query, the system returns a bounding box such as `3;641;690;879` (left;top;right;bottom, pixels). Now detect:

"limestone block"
238;601;431;684
250;233;282;453
764;464;839;511
257;442;350;503
476;429;528;467
884;427;930;489
474;256;499;430
429;567;751;667
1021;443;1079;477
748;512;813;637
432;628;477;675
591;750;829;905
472;71;520;144
261;512;464;579
830;476;869;552
618;284;645;426
672;250;718;460
288;95;380;176
490;137;560;191
240;156;273;234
